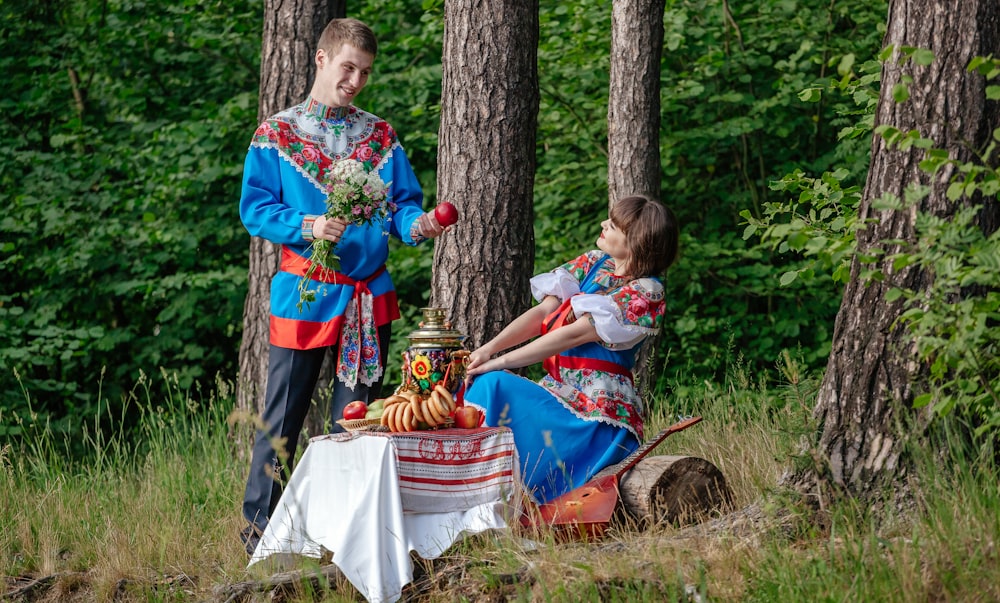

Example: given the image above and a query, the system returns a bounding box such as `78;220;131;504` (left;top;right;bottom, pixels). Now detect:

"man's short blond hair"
317;18;377;57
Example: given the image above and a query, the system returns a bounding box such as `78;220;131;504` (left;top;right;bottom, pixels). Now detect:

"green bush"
0;0;260;446
1;0;893;451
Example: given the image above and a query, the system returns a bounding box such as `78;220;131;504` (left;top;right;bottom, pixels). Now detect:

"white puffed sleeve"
570;295;648;348
529;267;581;302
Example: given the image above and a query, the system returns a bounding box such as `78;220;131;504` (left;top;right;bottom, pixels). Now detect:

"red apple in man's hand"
433;202;459;227
452;405;482;429
343;400;368;420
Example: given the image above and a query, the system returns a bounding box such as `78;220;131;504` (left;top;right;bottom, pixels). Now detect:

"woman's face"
597;217;630;266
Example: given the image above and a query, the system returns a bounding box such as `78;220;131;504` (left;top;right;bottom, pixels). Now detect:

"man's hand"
416;211;449;239
313;215;348;243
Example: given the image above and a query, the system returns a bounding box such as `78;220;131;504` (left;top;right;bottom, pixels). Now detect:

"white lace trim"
540;375;642;441
530;268;581;302
249;140;325;193
571;294;656;347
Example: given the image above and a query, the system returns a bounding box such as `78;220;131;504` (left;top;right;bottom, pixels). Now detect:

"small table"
248;427;521;603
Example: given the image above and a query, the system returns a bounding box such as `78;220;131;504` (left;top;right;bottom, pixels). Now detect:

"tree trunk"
789;0;1000;506
432;0;540;348
235;0;345;450
607;0;664;204
607;0;665;406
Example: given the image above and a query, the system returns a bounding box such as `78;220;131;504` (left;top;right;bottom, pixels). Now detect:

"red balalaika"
524;415;703;540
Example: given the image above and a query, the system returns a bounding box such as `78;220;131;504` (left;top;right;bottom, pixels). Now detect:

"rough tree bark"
788;0;1000;507
607;0;665;404
431;0;540;348
608;0;664;204
235;0;345;447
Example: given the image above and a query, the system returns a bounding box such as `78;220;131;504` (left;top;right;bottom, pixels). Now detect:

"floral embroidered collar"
304;96;350;121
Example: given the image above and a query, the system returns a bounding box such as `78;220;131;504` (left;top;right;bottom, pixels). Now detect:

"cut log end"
618;455;733;528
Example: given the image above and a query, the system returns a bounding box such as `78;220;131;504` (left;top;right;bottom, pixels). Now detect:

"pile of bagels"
380;384;457;432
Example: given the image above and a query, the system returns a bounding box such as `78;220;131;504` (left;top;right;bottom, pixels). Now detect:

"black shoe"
240;524;262;558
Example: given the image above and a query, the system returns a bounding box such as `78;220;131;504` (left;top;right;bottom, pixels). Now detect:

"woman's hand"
464;346;498;383
462;297;564;387
313;215;348;243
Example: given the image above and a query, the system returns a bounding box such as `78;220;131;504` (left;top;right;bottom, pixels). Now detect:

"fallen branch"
3;572;71;602
213;562;348;603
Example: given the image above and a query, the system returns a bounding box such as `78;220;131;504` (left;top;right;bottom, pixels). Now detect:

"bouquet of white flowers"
298;159;394;308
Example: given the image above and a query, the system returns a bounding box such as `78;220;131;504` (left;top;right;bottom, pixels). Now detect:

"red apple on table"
343;400;368;421
452;405;482;429
433;202;459;227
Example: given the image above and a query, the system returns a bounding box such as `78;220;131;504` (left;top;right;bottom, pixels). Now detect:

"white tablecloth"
248;428;521;603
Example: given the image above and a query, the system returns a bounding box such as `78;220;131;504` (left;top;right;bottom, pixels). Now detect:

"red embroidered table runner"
366;427;519;513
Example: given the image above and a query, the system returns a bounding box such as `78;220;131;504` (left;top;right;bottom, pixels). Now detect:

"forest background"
1;0;886;450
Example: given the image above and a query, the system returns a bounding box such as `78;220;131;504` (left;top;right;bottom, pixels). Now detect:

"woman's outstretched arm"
465;295;562;375
466;307;601;377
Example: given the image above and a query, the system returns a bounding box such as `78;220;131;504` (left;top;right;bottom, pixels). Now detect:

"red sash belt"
280;246;386;386
280;246;386;287
540;296;633;383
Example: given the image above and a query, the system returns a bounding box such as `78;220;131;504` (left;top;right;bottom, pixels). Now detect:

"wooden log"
618;455;732;527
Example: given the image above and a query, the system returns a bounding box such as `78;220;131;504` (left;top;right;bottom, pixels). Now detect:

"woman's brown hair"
610;195;679;279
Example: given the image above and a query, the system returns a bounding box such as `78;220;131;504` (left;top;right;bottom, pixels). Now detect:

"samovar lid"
406;307;466;348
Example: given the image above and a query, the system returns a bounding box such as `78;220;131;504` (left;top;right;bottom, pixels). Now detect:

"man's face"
313;43;374;107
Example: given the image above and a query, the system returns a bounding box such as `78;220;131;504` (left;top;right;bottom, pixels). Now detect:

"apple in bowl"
343;400;368;421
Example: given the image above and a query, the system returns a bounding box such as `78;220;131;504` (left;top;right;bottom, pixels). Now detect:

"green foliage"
876;53;1000;445
360;0;444;205
533;3;614;262
749;52;1000;453
893;203;1000;431
651;0;886;380
0;0;260;447
741;54;882;288
1;0;896;450
750;168;864;286
367;0;891;385
356;1;446;389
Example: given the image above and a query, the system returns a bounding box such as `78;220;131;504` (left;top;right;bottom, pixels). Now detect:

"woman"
464;195;680;503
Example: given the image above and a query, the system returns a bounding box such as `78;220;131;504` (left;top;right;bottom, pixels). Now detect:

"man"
238;17;445;556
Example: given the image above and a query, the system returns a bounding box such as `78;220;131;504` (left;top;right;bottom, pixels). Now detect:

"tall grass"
742;424;1000;603
0;369;249;601
1;358;998;602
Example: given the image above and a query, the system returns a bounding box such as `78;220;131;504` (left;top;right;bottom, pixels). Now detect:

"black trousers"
242;323;391;533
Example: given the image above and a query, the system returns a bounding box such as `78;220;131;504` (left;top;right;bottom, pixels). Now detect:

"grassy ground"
2;362;998;602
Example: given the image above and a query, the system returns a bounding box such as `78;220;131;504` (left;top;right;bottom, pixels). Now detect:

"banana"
380;402;393;427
